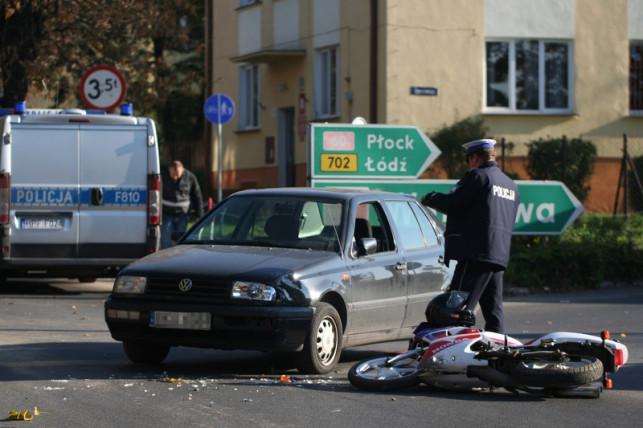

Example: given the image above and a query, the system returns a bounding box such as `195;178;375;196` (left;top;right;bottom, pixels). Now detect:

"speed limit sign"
80;65;127;111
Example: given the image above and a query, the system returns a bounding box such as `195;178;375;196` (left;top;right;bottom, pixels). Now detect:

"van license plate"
21;218;64;230
150;311;211;330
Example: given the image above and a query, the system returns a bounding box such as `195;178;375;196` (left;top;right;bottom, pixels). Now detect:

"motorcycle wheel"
348;355;420;391
511;356;603;388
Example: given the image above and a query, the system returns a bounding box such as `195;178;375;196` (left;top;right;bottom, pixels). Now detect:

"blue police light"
120;103;133;116
14;101;26;114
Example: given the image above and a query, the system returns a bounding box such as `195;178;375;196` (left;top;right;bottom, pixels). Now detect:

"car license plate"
150;311;211;330
320;153;358;172
20;218;64;230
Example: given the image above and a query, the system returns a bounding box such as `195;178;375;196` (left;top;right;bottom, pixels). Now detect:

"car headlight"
113;275;147;294
232;281;276;301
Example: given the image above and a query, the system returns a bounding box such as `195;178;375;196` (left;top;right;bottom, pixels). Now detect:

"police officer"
161;160;204;249
421;139;520;333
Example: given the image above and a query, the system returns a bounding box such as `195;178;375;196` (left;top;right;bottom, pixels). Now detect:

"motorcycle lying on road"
348;292;629;398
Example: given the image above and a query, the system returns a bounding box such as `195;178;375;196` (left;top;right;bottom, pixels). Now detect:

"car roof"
230;187;416;202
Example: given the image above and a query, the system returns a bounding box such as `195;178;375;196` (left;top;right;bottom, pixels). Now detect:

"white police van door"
78;124;148;260
11;123;80;261
10;122;149;264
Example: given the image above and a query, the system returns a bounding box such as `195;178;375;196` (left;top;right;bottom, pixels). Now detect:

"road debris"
4;407;41;421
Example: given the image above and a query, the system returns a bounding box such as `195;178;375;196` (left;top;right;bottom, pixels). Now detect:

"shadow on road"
1;340;640;397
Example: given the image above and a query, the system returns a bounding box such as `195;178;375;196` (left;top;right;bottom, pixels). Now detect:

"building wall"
210;0;643;211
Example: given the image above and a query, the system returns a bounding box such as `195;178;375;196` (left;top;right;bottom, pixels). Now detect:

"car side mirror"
352;237;378;257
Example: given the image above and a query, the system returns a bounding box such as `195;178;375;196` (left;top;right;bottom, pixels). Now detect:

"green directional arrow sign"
309;124;441;179
311;179;584;235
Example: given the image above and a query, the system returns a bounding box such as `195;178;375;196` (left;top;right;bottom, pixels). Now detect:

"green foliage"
505;215;643;292
1;0;204;113
526;137;597;203
159;91;205;142
430;116;488;178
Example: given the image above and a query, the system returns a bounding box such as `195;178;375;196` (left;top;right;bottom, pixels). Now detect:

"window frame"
314;45;340;119
484;39;575;115
630;41;643;116
238;63;261;130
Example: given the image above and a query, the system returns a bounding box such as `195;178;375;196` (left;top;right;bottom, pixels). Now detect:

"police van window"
383;200;426;250
410;202;439;247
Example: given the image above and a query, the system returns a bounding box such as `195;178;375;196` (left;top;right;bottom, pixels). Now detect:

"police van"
0;103;161;282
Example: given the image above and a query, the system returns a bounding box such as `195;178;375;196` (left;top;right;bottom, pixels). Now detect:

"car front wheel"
296;302;343;374
122;341;170;364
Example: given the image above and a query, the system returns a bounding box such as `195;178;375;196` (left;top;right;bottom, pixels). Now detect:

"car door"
383;200;450;328
345;201;407;334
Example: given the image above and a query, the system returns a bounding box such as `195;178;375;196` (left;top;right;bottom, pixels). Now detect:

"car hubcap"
316;316;337;365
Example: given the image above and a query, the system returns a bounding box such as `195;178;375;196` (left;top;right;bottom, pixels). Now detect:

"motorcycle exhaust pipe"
467;366;524;391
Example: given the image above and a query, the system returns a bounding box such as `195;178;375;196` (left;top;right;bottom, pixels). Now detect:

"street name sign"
311;179;584;235
309;124;441;179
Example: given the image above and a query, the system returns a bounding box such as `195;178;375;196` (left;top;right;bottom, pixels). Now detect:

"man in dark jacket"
421;139;520;333
161;160;204;249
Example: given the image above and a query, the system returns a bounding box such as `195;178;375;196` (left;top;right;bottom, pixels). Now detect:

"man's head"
168;160;184;180
462;139;496;167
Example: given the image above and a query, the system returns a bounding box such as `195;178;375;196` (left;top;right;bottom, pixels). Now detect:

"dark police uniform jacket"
423;161;520;268
161;169;204;218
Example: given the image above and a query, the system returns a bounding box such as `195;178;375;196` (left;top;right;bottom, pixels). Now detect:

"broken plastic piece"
5;410;34;421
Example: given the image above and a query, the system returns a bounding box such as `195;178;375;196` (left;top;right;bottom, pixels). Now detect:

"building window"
314;46;339;118
239;64;260;129
630;43;643;113
485;40;573;113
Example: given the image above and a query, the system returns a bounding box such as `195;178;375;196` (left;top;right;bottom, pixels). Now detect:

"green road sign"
311;179;584;235
309;124;441;179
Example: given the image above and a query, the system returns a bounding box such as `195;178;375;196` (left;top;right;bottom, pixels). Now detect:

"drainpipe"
370;0;378;123
205;0;214;195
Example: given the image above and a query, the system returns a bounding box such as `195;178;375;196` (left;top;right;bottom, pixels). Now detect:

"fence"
614;134;643;216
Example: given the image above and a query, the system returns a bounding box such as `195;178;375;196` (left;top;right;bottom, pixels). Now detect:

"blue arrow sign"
204;93;235;124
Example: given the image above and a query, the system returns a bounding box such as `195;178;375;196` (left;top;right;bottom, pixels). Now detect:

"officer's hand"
421;192;436;205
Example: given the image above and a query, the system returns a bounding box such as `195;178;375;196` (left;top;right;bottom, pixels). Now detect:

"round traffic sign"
204;93;235;124
80;65;127;111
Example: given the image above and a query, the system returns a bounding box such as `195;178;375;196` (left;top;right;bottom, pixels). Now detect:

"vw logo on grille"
178;278;193;292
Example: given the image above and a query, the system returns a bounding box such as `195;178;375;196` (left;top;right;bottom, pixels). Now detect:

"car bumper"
104;297;314;352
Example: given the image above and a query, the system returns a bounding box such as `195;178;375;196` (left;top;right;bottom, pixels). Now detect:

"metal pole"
624;134;629;217
217;122;223;203
561;135;567;183
501;137;506;172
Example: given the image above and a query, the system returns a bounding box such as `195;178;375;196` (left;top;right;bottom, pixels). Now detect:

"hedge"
505;214;643;292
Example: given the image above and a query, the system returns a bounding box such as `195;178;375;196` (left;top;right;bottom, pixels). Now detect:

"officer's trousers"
449;261;505;333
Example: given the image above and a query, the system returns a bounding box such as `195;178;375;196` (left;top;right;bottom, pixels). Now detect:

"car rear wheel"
296;302;343;374
122;341;170;364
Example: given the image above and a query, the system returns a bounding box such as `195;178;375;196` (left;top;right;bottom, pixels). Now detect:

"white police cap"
462;138;496;153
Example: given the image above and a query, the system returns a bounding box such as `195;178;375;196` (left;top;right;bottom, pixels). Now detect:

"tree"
0;0;204;115
0;0;49;106
526;137;597;203
429;116;488;178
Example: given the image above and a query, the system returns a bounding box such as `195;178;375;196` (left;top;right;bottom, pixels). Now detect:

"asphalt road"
1;279;642;427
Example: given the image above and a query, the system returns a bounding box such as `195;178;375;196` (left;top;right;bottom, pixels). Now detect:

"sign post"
204;94;235;202
311;179;584;235
308;123;441;180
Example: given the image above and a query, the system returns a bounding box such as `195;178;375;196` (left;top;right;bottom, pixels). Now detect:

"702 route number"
320;153;357;172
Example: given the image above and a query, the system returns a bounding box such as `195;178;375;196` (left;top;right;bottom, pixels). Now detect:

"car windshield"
183;195;344;252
